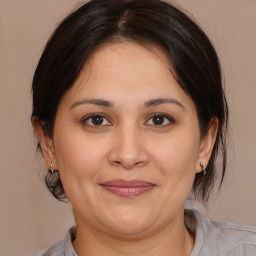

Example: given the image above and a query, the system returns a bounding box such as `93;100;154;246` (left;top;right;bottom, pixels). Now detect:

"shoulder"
208;219;256;255
27;226;77;256
192;210;256;256
27;240;65;256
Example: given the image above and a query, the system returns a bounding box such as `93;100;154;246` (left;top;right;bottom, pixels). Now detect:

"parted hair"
32;0;228;204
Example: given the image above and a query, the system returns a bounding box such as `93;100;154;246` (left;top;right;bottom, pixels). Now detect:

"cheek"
53;127;109;179
149;129;199;184
53;128;111;205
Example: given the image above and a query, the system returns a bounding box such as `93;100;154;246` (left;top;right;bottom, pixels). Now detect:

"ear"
196;117;218;174
32;117;58;170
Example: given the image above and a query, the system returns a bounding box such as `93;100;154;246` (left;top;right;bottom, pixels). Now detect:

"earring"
49;164;55;174
200;162;206;175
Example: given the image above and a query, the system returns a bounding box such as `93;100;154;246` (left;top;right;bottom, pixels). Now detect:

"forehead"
61;41;192;108
87;40;171;74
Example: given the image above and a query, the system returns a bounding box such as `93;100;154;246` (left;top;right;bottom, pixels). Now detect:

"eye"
82;114;111;127
146;113;174;127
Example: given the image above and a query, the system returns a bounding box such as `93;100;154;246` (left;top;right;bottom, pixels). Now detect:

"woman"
30;0;256;255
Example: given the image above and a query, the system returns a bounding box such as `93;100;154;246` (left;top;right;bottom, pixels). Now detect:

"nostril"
107;133;149;169
110;157;148;170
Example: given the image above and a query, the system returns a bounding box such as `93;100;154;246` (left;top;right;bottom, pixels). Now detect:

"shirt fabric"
28;209;256;256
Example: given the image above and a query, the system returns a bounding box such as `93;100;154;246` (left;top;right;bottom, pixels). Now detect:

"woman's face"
40;41;214;236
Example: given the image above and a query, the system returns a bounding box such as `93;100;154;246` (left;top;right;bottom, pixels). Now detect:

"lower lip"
101;185;155;197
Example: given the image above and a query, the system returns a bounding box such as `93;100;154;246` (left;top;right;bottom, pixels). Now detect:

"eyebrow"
70;97;185;110
70;99;114;109
144;98;185;110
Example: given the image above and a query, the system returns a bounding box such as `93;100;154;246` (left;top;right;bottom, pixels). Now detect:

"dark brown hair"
32;0;228;204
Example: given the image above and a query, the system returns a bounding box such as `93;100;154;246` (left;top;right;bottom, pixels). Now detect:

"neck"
72;209;194;256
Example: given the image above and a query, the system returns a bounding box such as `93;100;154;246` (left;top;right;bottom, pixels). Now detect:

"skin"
33;41;218;256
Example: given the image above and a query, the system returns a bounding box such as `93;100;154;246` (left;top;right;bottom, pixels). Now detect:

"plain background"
0;0;255;255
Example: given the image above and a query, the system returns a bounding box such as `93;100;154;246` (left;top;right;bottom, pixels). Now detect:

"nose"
108;124;149;169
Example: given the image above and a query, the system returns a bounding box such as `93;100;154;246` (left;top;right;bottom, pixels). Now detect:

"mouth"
99;179;157;197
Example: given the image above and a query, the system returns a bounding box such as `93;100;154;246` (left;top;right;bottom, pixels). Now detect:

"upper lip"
100;179;156;187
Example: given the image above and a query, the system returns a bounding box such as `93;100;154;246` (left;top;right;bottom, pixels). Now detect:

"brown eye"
91;115;104;125
83;114;111;127
152;115;165;125
146;114;174;127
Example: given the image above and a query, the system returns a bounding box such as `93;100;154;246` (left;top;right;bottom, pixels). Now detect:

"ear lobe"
32;117;57;169
196;117;218;173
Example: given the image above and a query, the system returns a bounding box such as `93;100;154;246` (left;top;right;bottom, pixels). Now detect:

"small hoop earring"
200;162;206;175
49;164;55;174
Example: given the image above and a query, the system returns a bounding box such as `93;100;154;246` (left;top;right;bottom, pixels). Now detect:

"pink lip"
100;180;156;197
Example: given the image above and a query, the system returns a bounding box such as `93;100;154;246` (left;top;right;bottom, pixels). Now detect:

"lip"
100;179;156;197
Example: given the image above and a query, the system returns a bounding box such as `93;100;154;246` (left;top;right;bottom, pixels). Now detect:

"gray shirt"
28;209;256;256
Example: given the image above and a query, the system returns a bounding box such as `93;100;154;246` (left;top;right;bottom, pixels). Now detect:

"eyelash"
146;113;175;128
82;113;175;129
82;114;111;129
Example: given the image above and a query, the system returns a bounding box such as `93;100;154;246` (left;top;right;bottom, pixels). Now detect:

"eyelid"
81;112;175;128
145;113;175;127
82;113;112;127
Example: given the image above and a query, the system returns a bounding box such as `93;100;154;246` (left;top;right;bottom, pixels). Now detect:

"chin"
101;209;158;237
109;222;154;237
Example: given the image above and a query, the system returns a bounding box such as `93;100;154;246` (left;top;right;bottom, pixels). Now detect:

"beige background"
0;0;255;255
